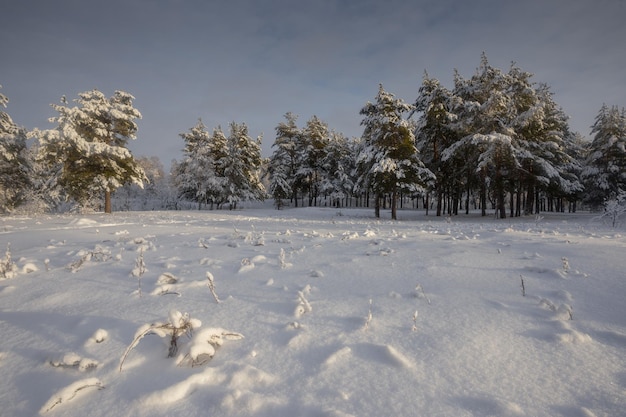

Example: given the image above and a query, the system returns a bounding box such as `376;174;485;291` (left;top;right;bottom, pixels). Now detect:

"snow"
0;207;625;417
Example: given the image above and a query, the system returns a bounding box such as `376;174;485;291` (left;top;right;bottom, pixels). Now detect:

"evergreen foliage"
175;120;222;209
0;86;31;212
0;53;623;216
413;73;459;216
223;121;266;209
581;104;626;208
174;120;265;210
320;131;354;208
268;113;302;208
436;55;580;218
36;90;145;213
356;84;434;219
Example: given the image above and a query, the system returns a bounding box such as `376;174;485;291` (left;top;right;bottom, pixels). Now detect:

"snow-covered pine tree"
269;113;302;207
581;104;626;208
0;86;31;213
412;73;459;216
208;126;230;207
505;68;581;216
444;55;520;219
267;156;291;209
560;131;587;212
356;84;435;220
442;56;576;218
37;90;146;213
299;115;330;206
320;131;354;208
175;120;222;209
222;122;265;209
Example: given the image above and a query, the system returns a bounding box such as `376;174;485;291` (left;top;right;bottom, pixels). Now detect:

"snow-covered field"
1;207;625;417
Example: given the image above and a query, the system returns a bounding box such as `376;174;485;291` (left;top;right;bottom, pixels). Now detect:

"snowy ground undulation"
1;207;625;417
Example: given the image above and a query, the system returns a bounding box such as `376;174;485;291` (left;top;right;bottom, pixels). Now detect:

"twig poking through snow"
364;299;373;331
131;247;147;297
206;271;220;303
520;275;526;297
294;289;312;318
414;284;431;304
278;248;292;269
39;378;104;414
411;310;418;332
0;243;17;279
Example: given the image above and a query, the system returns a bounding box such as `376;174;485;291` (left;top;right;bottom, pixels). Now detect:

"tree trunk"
105;190;112;214
436;185;442;216
480;179;487;216
391;189;397;220
374;193;381;218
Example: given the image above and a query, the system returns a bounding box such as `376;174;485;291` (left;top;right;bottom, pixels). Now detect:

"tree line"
265;55;625;219
1;55;625;217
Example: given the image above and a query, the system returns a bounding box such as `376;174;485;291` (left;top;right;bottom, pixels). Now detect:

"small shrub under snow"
119;310;243;371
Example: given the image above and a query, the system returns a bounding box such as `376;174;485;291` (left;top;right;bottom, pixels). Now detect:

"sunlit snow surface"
1;207;625;417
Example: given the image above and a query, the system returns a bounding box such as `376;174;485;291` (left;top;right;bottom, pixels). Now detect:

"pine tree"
413;73;459;215
175;120;222;209
320;131;354;207
208;126;229;206
299;115;330;206
267;157;291;209
581;104;626;208
269;113;302;207
445;55;519;219
356;84;435;220
222;122;265;209
504;67;581;216
439;56;577;218
0;86;31;212
37;90;145;213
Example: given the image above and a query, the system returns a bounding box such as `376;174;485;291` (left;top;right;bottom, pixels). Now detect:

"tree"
505;71;580;216
267;156;291;209
37;89;145;213
320;131;354;207
175;120;224;209
269;113;302;207
113;156;168;211
356;84;435;220
445;56;520;219
413;73;459;215
0;86;31;212
207;126;230;206
299;115;330;206
222;122;266;209
441;55;577;218
581;104;626;208
598;191;626;227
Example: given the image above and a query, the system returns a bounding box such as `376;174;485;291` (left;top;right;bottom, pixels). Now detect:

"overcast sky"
2;0;625;168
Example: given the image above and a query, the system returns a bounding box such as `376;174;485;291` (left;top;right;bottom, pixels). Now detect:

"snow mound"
141;367;227;406
49;352;99;371
67;218;99;227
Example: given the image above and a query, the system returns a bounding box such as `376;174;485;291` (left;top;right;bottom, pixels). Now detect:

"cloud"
2;0;626;166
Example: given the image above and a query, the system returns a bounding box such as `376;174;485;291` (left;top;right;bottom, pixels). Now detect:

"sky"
2;0;625;169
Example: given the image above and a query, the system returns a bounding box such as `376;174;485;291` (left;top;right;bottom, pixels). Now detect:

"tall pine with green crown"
582;104;626;208
356;84;434;220
0;86;31;213
38;89;145;213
